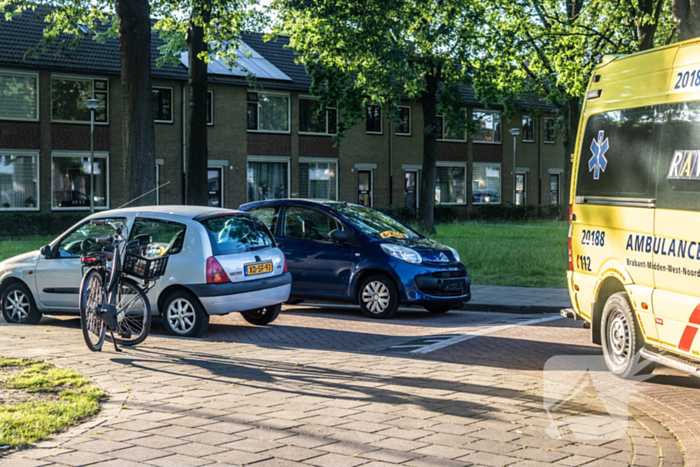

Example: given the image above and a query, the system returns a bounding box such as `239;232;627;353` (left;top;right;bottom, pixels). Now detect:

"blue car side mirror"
330;230;347;244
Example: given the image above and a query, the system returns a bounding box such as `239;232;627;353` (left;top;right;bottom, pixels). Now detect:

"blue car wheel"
358;274;399;319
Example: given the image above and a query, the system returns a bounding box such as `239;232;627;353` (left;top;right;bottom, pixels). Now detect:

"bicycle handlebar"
96;237;113;244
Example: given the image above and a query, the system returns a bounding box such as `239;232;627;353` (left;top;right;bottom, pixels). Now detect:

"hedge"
377;203;563;225
0;213;86;237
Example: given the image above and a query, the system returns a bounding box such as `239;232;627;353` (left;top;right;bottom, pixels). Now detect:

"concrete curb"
460;303;566;314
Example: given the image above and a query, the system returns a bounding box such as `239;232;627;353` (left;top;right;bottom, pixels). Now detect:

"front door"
405;171;417;210
358;170;372;206
279;206;356;295
515;173;527;205
208;167;223;208
35;217;127;310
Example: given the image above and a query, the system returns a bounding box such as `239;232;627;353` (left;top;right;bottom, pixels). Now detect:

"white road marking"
410;315;564;354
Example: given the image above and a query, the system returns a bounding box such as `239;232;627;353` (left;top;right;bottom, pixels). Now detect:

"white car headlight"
381;244;422;264
448;246;461;263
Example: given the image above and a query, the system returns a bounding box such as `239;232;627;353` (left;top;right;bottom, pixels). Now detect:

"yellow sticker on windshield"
380;231;409;239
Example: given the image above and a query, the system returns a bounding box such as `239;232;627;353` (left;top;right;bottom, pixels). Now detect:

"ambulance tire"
601;292;656;379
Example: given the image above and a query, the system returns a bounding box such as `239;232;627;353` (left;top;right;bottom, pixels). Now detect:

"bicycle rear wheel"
112;277;151;346
80;269;106;352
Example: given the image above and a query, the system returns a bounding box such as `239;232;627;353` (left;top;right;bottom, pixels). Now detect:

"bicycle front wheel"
80;269;106;352
113;277;151;346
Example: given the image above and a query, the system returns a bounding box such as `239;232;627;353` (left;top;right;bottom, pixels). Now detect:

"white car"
0;206;291;337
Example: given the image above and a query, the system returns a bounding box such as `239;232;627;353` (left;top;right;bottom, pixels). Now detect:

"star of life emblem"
589;130;609;180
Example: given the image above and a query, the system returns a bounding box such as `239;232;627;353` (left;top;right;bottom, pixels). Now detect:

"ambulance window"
656;101;700;212
575;106;658;199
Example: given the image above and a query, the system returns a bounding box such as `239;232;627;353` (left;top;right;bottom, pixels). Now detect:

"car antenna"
118;181;171;208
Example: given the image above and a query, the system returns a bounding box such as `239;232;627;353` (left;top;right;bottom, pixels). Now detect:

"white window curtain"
0;73;38;120
247;161;288;201
0;154;37;209
299;162;337;200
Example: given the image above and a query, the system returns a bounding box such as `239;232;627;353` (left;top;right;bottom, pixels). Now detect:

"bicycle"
78;220;169;352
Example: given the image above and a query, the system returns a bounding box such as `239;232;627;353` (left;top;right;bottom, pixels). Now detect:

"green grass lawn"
0;222;568;288
431;221;568;288
0;236;53;263
0;358;104;448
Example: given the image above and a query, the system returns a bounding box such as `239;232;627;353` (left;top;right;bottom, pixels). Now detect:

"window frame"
207;90;214;126
365;105;383;135
435;161;468;206
246;155;291;202
395;106;412;136
437;112;467;143
544;117;556;144
50;73;110;125
298;95;337;136
152;86;174;124
51;150;110;211
246;90;291;134
298;157;339;201
522;115;535;143
0;149;40;211
0;69;40;122
472;162;502;205
281;205;343;243
472;109;502;145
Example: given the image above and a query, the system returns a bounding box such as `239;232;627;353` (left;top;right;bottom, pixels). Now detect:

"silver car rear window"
201;215;275;255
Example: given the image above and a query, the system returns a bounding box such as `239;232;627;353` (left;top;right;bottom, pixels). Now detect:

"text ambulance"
565;38;700;379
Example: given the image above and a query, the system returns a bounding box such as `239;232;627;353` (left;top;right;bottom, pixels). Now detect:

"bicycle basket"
123;250;169;280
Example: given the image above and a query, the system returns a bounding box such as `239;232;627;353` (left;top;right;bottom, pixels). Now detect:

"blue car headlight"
447;246;461;263
381;244;422;264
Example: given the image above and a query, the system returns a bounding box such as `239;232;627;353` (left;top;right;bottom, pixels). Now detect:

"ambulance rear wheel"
601;292;656;379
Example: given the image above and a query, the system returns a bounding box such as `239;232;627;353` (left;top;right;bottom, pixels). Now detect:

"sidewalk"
0;323;682;467
463;285;572;314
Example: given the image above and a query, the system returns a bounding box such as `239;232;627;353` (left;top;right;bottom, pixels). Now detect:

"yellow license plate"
245;261;273;276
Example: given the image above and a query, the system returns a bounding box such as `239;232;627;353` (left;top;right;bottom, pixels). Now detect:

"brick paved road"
0;303;691;466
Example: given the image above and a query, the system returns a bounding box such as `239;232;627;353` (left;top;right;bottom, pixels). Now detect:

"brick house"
0;10;565;216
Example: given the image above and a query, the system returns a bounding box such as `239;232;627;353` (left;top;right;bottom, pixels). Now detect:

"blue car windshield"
331;204;419;239
201;215;275;255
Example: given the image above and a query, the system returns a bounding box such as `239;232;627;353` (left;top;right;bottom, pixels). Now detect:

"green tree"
155;0;264;206
273;0;489;234
2;0;157;207
673;0;700;40
472;0;674;213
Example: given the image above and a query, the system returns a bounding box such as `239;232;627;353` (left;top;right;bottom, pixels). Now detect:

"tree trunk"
673;0;700;41
185;4;211;206
560;97;581;218
115;0;156;206
637;0;664;50
418;73;439;235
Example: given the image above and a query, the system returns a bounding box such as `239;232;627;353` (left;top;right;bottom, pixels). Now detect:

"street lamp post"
84;98;100;214
509;127;521;206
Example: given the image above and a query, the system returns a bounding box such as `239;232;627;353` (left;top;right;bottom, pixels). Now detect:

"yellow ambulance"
565;38;700;379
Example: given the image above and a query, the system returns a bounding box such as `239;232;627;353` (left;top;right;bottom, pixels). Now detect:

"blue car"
239;199;471;318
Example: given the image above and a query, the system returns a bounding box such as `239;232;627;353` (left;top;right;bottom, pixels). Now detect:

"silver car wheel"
5;290;30;322
167;298;196;335
607;308;630;366
362;281;390;314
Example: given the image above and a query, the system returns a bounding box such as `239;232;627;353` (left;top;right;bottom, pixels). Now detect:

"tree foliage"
273;0;491;233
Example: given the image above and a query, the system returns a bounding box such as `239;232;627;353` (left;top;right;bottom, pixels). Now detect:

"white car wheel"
167;298;196;335
162;290;209;338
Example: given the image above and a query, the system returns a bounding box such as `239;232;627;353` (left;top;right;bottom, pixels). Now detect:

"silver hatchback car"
0;206;291;337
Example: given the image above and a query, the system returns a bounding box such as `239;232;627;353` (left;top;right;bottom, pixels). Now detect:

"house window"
0;152;38;210
247;92;290;133
299;160;337;200
51;75;108;123
522;115;534;142
207;91;214;125
52;152;108;210
299;98;337;134
247;158;288;201
396;107;411;135
366;105;382;134
550;173;560;204
473;110;501;144
472;163;501;204
152;87;173;123
0;71;38;121
544;117;556;143
435;164;466;205
436;115;467;142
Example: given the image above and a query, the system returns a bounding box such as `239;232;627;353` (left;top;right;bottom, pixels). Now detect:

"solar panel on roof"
179;40;292;81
